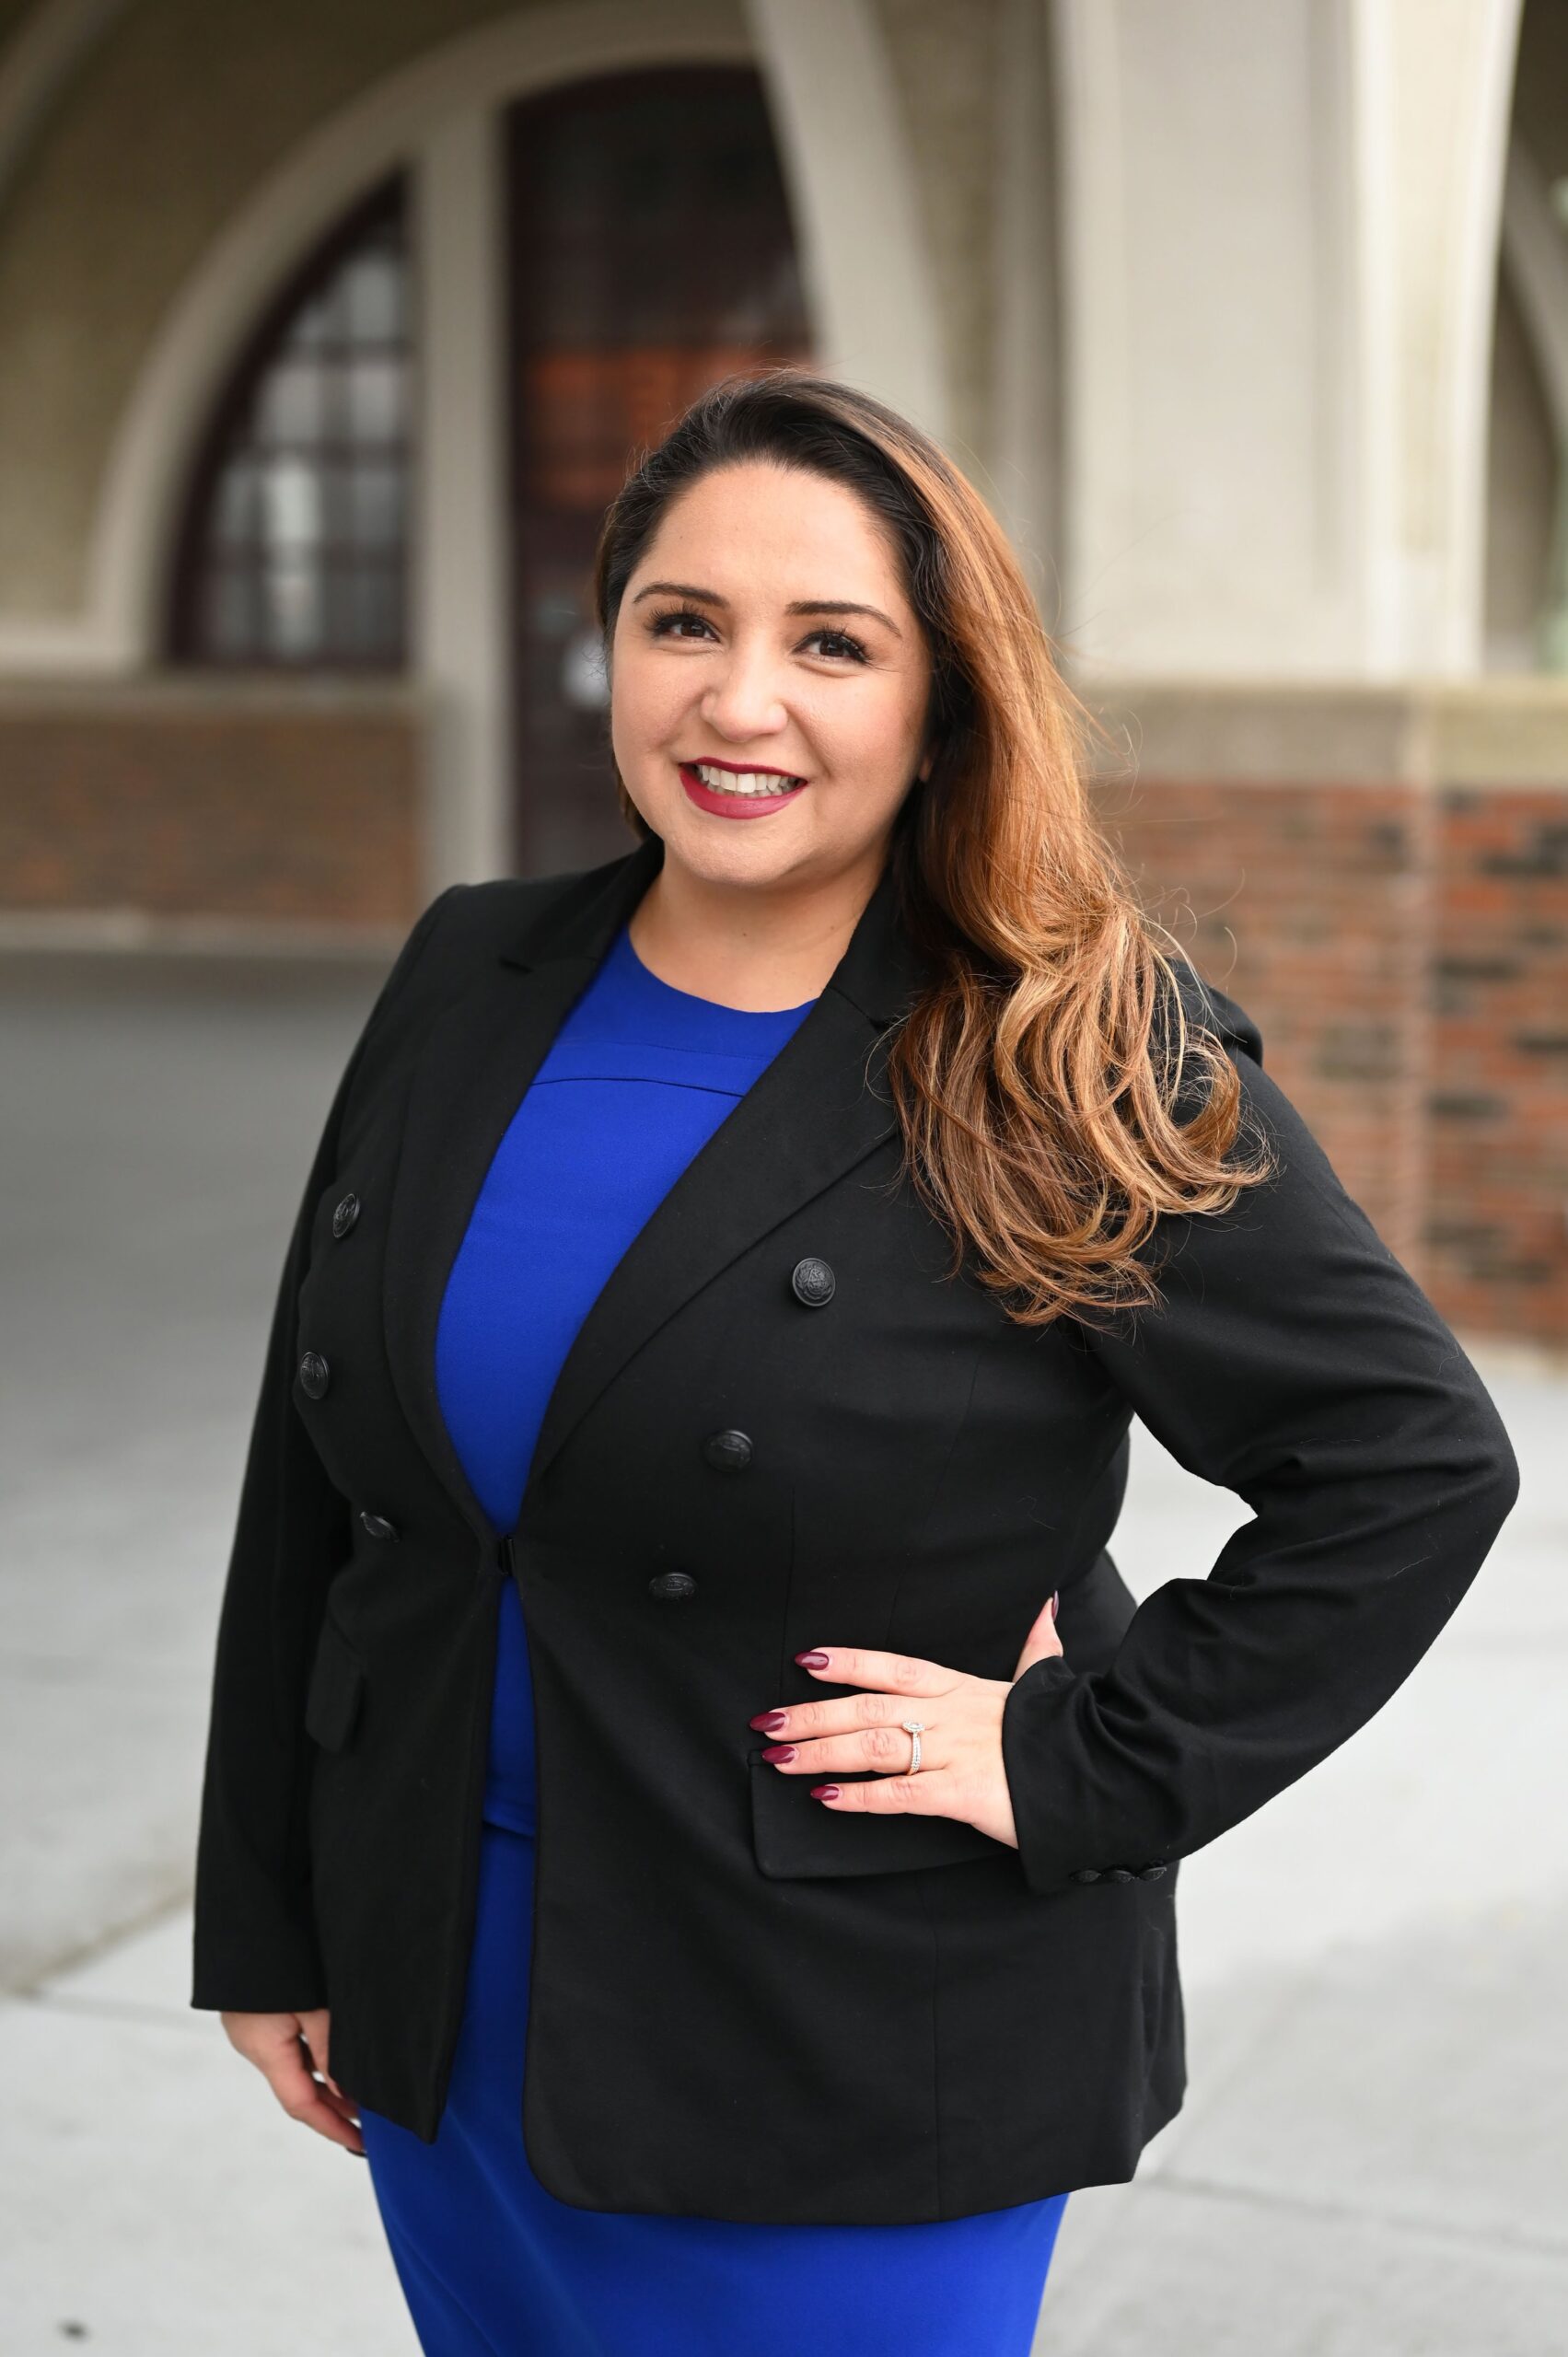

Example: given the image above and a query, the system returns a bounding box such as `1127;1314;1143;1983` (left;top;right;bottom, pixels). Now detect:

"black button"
1136;1864;1168;1880
703;1429;752;1472
297;1351;331;1399
1070;1868;1102;1884
359;1511;399;1542
1104;1866;1133;1883
331;1191;361;1238
648;1571;698;1603
790;1256;835;1307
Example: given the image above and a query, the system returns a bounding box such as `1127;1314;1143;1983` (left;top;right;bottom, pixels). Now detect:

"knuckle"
895;1656;926;1687
866;1724;901;1762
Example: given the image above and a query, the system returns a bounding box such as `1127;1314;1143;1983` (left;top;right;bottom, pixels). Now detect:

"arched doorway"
505;66;812;875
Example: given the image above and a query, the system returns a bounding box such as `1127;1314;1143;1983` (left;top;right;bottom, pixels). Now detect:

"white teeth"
691;762;804;795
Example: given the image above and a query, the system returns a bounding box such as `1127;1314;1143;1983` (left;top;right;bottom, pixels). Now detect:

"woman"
192;369;1519;2355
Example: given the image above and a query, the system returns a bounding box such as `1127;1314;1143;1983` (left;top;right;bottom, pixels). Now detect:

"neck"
626;844;889;1013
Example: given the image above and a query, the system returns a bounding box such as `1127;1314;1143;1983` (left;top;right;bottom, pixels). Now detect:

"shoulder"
350;855;621;1074
389;849;632;986
1165;956;1265;1071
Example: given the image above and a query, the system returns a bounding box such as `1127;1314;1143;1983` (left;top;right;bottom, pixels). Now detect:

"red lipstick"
677;761;807;819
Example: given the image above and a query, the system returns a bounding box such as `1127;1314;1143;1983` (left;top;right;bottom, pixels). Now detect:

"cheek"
609;644;688;756
819;691;924;801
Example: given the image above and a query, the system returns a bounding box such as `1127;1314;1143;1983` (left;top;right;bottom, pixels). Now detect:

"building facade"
0;0;1564;1344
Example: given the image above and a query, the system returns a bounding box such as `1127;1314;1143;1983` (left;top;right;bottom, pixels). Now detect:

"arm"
1000;969;1521;1897
190;886;461;2011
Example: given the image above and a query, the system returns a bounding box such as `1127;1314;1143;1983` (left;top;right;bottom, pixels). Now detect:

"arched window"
168;178;412;668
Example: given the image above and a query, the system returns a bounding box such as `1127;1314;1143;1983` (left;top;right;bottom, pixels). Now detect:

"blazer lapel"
382;828;933;1548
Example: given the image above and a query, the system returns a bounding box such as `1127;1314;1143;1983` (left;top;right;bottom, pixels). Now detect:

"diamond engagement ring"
900;1719;928;1774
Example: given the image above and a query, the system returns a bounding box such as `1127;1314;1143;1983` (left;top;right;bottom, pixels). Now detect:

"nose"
699;641;792;747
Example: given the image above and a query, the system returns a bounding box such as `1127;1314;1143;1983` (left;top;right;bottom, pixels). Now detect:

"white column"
991;0;1063;614
412;104;512;891
743;0;949;445
1050;0;1365;675
1353;0;1526;675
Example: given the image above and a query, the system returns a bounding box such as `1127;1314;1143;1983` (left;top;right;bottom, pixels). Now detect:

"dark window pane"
212;462;259;549
349;462;403;547
256;357;327;443
343;250;403;342
343;356;404;443
205;567;259;656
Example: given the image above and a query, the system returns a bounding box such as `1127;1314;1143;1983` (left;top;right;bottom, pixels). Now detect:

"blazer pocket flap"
305;1614;366;1754
748;1751;1007;1878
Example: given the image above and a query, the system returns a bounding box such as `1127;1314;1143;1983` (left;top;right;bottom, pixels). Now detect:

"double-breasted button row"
1071;1863;1168;1884
307;1190;401;1545
298;1192;361;1395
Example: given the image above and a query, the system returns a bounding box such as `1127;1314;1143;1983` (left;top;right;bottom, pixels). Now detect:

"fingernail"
810;1783;841;1801
761;1744;797;1763
346;2149;366;2160
795;1650;830;1668
1050;1591;1059;1620
749;1710;789;1731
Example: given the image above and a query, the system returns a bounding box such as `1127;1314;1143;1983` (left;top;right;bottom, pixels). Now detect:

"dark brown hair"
592;366;1272;1329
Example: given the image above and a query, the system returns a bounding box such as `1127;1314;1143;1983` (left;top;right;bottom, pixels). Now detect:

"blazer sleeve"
999;964;1521;1898
189;885;461;2013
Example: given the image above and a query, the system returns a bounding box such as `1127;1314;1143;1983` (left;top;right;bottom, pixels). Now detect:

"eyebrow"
630;580;903;640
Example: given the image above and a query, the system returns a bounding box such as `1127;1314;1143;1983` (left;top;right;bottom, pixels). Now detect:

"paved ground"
2;950;1563;2354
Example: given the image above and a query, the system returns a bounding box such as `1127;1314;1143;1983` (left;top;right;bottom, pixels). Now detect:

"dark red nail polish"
796;1650;830;1668
749;1710;789;1732
761;1744;797;1763
810;1784;841;1801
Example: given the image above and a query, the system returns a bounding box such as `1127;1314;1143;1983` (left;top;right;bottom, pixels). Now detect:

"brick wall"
1091;776;1434;1271
0;686;423;927
1430;790;1568;1344
1081;679;1568;1349
0;674;1563;1345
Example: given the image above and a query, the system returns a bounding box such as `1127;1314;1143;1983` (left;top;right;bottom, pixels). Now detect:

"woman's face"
609;460;935;899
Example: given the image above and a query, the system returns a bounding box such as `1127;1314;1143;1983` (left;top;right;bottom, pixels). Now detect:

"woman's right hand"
221;2006;366;2155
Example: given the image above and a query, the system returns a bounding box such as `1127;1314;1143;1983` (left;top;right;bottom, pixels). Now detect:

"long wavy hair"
591;367;1272;1329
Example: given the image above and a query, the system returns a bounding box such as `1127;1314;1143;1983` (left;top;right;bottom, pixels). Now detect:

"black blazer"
191;828;1519;2224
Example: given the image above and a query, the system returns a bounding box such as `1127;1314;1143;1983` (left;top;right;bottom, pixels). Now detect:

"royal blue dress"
358;916;1071;2355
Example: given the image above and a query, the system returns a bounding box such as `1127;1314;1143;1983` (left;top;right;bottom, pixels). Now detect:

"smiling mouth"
680;761;807;798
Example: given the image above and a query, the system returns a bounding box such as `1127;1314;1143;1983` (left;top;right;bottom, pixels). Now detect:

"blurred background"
1;2;1563;2351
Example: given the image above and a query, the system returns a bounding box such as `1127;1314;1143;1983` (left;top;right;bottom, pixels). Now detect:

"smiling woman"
603;452;943;1012
193;367;1518;2357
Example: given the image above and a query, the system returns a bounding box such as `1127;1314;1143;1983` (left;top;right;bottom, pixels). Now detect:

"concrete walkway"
3;950;1562;2354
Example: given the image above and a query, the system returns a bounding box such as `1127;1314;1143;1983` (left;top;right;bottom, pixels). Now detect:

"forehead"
636;464;907;599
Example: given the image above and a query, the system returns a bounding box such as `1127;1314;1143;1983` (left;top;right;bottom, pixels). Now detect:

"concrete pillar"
412;104;512;889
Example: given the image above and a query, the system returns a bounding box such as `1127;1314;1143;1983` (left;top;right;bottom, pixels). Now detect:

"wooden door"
507;66;813;876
